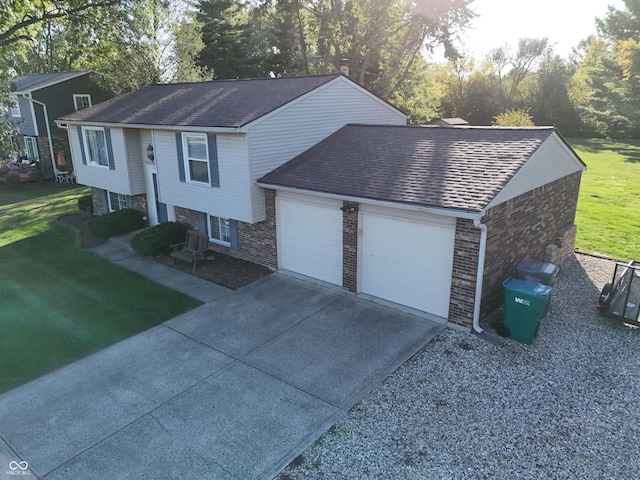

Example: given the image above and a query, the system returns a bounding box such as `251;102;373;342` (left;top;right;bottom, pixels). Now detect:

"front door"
145;164;169;226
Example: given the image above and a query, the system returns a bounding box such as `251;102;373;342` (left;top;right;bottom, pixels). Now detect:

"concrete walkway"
0;242;444;480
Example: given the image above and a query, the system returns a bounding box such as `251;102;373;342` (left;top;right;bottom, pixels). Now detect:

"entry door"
145;164;169;226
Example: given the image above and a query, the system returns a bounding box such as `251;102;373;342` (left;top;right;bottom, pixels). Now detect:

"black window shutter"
207;134;219;187
176;133;186;182
77;126;87;165
104;128;115;170
229;219;239;250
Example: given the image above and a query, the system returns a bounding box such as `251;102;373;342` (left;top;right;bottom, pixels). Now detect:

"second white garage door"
360;209;456;318
276;194;343;286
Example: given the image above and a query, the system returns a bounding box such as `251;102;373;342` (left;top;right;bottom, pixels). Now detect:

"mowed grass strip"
0;185;202;393
571;138;640;261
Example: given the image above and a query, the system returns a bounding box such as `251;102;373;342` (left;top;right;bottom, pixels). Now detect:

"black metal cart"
598;260;640;327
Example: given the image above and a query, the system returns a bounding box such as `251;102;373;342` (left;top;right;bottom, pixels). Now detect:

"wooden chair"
170;231;211;273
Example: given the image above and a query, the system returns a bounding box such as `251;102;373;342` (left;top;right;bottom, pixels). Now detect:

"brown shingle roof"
258;125;558;213
59;74;341;128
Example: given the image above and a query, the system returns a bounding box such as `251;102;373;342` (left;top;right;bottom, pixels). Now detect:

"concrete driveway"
0;271;443;480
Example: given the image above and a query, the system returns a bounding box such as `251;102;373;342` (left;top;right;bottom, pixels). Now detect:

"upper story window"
73;94;92;111
82;127;109;167
9;95;20;117
183;133;210;185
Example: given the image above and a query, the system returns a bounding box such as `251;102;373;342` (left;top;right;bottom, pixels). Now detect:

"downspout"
472;217;488;334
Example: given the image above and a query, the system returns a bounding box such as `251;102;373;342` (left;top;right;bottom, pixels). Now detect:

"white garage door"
360;209;455;318
276;194;343;286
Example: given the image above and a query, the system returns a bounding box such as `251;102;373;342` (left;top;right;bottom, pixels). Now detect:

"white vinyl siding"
246;77;407;222
68;126;135;194
488;134;585;208
154;130;252;222
124;129;146;194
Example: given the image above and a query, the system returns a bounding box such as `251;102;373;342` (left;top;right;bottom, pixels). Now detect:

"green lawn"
0;184;202;393
571;138;640;261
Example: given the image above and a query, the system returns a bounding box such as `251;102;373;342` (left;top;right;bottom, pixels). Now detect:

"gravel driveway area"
278;254;640;479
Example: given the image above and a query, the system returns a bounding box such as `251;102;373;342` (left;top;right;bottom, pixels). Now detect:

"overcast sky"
428;0;625;60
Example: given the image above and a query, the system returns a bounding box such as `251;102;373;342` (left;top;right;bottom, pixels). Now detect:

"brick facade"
480;171;582;314
448;218;481;328
91;187;148;217
174;189;278;269
342;201;359;292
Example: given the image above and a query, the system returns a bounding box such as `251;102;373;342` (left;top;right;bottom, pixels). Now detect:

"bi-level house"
59;74;585;332
5;71;111;171
58;73;407;259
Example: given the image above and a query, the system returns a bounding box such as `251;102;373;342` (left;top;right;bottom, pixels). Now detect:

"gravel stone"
278;254;640;480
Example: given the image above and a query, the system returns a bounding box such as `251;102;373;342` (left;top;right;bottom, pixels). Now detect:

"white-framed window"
82;126;109;167
208;215;231;245
73;94;92;111
24;137;39;161
108;192;130;212
182;133;210;185
9;95;20;117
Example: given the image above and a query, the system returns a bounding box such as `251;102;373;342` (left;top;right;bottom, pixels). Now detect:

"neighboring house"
5;71;112;172
59;74;585;331
258;125;585;329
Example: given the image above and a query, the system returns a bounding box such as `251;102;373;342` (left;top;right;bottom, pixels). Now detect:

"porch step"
108;229;145;253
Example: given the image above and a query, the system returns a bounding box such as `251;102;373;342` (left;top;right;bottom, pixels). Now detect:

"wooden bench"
170;231;211;273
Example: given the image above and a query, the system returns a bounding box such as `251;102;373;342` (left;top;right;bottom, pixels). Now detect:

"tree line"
1;0;639;140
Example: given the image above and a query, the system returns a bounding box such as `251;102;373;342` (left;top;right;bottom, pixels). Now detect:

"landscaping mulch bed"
58;213;272;290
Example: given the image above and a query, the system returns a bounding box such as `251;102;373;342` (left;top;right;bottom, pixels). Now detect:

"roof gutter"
257;182;483;220
55;120;244;134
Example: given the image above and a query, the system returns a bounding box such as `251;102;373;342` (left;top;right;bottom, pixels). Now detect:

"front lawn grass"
0;184;202;394
570;138;640;261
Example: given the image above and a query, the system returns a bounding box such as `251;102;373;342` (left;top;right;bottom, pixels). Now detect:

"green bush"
130;222;189;256
88;208;145;239
77;195;94;215
29;169;46;184
4;173;20;188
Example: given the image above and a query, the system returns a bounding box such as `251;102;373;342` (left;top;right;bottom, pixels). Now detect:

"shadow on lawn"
572;138;640;163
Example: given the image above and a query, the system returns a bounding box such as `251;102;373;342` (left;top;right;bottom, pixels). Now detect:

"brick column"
342;201;359;292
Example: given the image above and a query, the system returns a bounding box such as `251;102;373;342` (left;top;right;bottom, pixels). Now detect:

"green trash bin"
502;278;552;345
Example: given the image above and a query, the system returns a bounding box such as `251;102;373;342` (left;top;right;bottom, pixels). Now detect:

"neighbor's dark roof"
60;74;342;128
11;72;89;93
258;125;563;213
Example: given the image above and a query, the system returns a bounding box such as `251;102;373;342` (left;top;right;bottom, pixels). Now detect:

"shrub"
77;195;94;215
88;208;145;238
130;222;189;256
30;169;46;184
4;173;20;188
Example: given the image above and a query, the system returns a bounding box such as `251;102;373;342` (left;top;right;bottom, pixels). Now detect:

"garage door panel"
277;197;343;286
360;212;455;318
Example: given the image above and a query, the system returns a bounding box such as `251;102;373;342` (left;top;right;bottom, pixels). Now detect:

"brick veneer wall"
91;188;147;217
480;171;582;313
448;218;481;328
174;189;278;269
342;201;359;292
